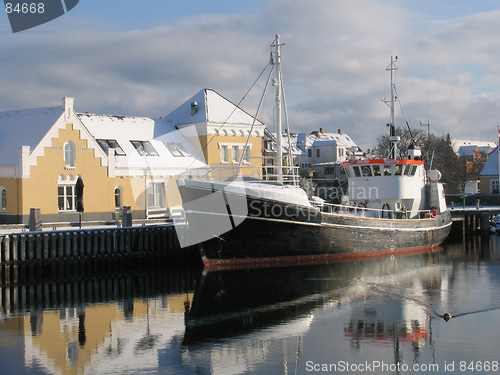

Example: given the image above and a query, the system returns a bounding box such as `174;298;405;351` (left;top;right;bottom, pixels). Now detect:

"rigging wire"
236;64;275;172
278;60;297;184
183;61;272;175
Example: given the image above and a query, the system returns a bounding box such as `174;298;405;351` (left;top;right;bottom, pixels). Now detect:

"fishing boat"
176;37;452;267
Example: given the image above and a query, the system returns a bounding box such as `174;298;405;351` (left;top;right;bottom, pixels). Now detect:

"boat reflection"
183;248;449;348
0;248;456;374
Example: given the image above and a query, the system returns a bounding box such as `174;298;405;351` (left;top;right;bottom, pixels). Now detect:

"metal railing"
313;201;434;220
185;165;301;186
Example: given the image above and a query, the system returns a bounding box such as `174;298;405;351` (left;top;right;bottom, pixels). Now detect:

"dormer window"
165;142;191;157
64;140;75;169
97;139;126;156
131;141;158;156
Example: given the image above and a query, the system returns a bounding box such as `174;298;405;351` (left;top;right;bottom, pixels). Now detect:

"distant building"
452;139;496;158
264;128;362;200
265;128;362;168
479;147;500;194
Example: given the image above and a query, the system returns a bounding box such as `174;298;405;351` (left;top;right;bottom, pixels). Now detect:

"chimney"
338;128;342;135
62;97;74;123
320;128;324;134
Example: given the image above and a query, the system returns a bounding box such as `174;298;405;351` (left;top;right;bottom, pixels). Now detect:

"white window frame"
58;176;77;212
491;179;499;194
114;186;123;209
131;141;158;156
97;139;126;156
63;140;76;169
243;147;250;164
0;187;6;213
232;145;239;164
220;145;229;164
148;182;165;208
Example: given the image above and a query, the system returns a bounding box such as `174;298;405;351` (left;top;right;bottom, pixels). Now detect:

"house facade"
0;89;265;225
0;98;209;224
479;147;499;194
164;89;265;178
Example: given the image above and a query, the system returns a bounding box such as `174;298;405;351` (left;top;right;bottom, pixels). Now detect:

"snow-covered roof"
480;147;499;177
0;106;63;167
266;131;361;156
303;131;358;150
77;113;207;173
452;139;496;154
457;145;478;157
164;88;264;127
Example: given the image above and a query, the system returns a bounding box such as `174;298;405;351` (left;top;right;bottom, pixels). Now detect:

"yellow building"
0;90;266;225
165;89;266;178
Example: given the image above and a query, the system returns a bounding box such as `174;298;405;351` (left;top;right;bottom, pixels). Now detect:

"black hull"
178;184;452;266
190;196;451;266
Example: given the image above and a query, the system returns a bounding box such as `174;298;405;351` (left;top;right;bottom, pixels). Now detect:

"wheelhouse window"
63;141;75;169
383;165;392;176
97;139;126;156
394;164;403;176
131;141;158;156
361;166;372;177
0;187;6;212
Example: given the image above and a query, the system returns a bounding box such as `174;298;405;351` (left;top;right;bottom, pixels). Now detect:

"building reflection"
0;265;199;375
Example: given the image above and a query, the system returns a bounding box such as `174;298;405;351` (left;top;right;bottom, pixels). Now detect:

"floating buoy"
443;313;452;321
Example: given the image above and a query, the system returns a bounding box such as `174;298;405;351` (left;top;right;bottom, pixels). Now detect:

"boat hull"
183;192;452;267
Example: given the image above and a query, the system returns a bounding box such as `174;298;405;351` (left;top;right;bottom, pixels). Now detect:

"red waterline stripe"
203;243;444;272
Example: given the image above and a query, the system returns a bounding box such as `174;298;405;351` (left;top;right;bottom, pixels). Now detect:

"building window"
97;139;126;156
165;142;191;157
64;141;75;169
308;149;312;157
243;147;250;163
0;187;6;212
114;187;122;209
131;141;158;156
491;179;499;194
58;175;78;211
232;145;239;163
220;145;228;163
148;183;164;208
317;149;320;157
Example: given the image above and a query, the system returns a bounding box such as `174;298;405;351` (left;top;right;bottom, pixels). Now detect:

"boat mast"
272;35;284;183
386;56;400;159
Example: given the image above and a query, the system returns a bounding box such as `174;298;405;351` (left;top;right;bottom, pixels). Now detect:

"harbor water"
1;235;500;374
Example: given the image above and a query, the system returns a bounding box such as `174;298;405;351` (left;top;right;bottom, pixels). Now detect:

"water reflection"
1;238;500;374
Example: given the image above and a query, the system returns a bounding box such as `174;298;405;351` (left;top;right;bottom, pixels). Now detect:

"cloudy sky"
1;0;500;151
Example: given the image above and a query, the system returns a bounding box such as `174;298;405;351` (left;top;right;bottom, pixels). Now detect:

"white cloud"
1;0;500;150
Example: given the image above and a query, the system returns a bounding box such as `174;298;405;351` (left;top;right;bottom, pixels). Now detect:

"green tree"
373;127;443;163
432;135;467;194
373;128;468;194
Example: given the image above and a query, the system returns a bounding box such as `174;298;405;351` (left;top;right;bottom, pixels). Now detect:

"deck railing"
185;165;301;186
313;202;434;220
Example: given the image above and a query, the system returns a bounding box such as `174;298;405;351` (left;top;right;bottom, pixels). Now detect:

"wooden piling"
0;223;196;269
